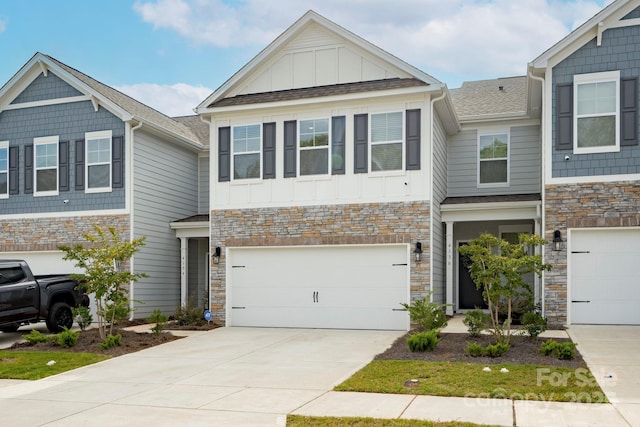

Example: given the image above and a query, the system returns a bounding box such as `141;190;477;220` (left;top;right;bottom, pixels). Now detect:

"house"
530;0;640;325
0;53;210;319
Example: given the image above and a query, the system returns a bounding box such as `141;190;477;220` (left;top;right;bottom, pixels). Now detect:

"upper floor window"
370;112;403;172
478;132;509;186
0;141;8;198
299;118;329;175
86;130;112;192
232;124;261;180
574;71;620;154
34;135;58;196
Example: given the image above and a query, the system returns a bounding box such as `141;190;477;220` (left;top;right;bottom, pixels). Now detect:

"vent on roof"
498;85;504;91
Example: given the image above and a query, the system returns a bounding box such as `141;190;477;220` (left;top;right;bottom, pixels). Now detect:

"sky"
0;0;612;117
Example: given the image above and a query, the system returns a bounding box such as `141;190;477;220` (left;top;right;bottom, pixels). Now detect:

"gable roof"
450;76;529;122
196;10;444;113
0;53;204;149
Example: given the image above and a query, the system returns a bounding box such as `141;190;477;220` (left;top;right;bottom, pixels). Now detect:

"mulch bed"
376;332;587;369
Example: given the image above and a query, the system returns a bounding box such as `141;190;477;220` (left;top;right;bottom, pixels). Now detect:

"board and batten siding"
431;111;448;304
132;130;200;317
447;125;541;197
198;154;210;214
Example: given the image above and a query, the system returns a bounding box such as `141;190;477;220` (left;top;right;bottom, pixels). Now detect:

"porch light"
414;242;423;262
213;246;221;264
552;230;563;251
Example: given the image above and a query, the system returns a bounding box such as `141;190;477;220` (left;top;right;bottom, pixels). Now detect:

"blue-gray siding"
198;155;209;214
132;129;200;318
431;111;448;304
0;101;125;214
447;125;541;196
11;72;83;104
552;17;640;178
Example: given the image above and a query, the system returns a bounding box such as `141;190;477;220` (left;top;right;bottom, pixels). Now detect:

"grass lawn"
287;415;499;427
0;350;110;380
335;360;607;403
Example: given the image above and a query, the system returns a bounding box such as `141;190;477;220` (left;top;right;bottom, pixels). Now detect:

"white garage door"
570;229;640;325
0;251;81;275
228;245;409;330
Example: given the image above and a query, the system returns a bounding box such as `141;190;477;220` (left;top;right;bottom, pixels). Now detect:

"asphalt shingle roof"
450;76;528;120
172;115;210;146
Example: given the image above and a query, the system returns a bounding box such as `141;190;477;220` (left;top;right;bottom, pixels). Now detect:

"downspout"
429;88;447;303
199;114;213;312
128;120;143;321
528;69;545;314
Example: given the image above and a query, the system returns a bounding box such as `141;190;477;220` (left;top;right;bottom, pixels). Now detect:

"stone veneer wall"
209;201;431;324
0;214;130;251
544;181;640;324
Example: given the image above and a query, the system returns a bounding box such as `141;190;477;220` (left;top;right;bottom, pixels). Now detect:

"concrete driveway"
569;325;640;427
0;327;403;426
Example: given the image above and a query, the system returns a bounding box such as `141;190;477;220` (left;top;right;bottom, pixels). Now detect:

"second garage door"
228;245;409;330
570;228;640;325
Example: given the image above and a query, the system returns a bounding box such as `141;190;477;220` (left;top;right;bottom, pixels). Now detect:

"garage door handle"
571;300;591;303
231;306;246;309
312;291;319;303
571;251;590;254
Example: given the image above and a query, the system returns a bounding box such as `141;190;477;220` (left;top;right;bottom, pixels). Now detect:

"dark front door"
458;243;487;310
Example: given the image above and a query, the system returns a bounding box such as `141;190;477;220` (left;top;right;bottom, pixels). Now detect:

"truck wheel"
46;302;73;333
0;324;19;333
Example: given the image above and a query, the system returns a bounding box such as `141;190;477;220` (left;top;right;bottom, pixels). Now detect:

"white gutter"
128;120;143;321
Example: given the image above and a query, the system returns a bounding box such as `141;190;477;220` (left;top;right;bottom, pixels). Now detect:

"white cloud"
115;82;212;117
0;17;7;33
133;0;608;85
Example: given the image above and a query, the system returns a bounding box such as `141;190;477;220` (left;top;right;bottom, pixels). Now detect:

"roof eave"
131;118;204;151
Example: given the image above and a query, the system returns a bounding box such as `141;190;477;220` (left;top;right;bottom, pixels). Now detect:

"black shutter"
621;77;637;146
556;84;573;151
8;146;19;195
112;136;124;188
75;139;85;190
24;144;33;194
263;122;276;179
218;127;230;182
331;116;346;175
354;114;368;173
406;109;421;170
283;120;297;178
59;140;69;192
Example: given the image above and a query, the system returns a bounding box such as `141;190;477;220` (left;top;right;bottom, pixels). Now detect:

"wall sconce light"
414;242;423;262
552;230;563;251
213;246;221;264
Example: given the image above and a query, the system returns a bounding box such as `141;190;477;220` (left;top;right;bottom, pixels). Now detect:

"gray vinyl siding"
447;125;541;197
132;129;199;318
11;72;82;104
431;111;448;304
198;155;210;214
552;16;640;178
0;100;125;214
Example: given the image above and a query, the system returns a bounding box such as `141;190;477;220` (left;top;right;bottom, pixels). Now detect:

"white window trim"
477;130;510;188
0;140;8;199
85;130;113;194
573;70;620;155
369;111;405;174
298;117;331;177
34;135;59;197
231;123;262;182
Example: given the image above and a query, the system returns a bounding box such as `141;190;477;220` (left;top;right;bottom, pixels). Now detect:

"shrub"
400;295;448;331
540;339;558;356
540;339;577;360
174;304;205;326
72;306;93;331
147;309;169;336
521;311;547;338
407;330;440;352
100;333;122;350
466;342;485;357
463;309;490;337
23;330;51;345
56;327;79;348
466;341;510;357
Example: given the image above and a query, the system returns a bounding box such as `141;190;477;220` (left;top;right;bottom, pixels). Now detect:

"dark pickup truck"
0;260;90;333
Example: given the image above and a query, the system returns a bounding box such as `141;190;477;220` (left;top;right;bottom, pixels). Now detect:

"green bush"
407;330;440;352
463;309;490;337
466;341;510;357
72;306;93;331
147;309;169;336
540;339;558;356
521;311;547;338
100;333;122;350
56;327;79;348
540;339;577;360
23;330;52;345
400;295;448;331
174;304;205;326
466;342;485;357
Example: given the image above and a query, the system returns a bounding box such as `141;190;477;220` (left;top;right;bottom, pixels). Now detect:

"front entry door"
458;243;487;310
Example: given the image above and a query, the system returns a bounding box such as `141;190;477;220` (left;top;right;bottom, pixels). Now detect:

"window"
574;71;620;153
34;136;58;196
0;141;7;198
299;118;329;175
232;124;261;180
86;131;112;192
478;132;509;186
370;112;403;172
0;264;26;285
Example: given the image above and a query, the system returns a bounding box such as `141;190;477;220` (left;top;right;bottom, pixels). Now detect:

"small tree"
60;225;147;340
458;233;550;345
